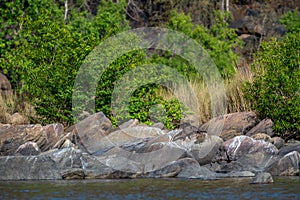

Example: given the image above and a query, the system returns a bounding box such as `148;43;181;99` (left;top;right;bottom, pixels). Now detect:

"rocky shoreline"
0;112;299;183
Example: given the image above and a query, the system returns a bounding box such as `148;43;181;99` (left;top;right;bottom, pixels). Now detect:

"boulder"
0;123;68;155
60;139;76;149
42;123;65;151
152;122;164;130
0;124;47;156
175;158;217;180
246;118;274;137
1;146;140;180
199;112;258;140
0;155;61;180
190;135;223;165
267;151;300;176
222;135;278;161
97;141;188;173
119;119;139;129
251;172;274;184
271;137;285;149
217;171;255;178
279;143;300;156
145;158;217;180
172;123;204;142
74;112;113;154
92;125;165;155
219;152;279;173
15;141;40;156
42;147;132;179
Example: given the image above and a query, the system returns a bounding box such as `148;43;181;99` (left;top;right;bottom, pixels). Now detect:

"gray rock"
97;142;188;173
222;135;278;161
118;119;139;129
271;137;284;149
219;152;280;174
74;112;112;154
176;158;217;180
190;135;223;165
267;151;300;176
172;124;199;142
0;123;68;155
42;123;65;151
246;118;274;137
0;155;61;180
152;122;164;130
199;112;258;140
217;171;255;178
60;139;75;149
279;143;300;156
251;172;274;184
15;141;40;156
92;125;165;155
0;124;46;156
145;158;217;180
42;147;133;179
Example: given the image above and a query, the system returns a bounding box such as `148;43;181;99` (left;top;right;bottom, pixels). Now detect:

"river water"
1;177;299;200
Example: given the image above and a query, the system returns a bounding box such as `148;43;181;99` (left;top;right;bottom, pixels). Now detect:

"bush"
0;2;242;129
167;10;241;78
0;1;129;125
245;34;300;138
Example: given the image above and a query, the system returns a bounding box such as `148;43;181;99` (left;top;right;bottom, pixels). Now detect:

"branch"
64;0;68;21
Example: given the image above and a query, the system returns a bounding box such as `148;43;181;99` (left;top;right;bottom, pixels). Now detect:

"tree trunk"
64;0;68;21
220;0;224;13
226;0;229;12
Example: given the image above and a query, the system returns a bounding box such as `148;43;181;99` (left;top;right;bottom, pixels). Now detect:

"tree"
245;9;300;140
245;35;299;139
166;10;241;78
0;0;129;125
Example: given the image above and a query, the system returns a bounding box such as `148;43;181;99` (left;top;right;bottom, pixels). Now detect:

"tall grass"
0;92;35;124
0;92;15;123
157;69;253;125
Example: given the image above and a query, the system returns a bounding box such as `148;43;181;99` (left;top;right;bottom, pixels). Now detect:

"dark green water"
1;177;299;200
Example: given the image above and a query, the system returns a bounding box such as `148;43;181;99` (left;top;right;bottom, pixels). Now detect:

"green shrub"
0;1;129;125
245;34;300;138
0;2;241;129
167;10;241;78
280;9;300;34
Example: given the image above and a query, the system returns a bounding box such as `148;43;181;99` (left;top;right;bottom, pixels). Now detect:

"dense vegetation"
0;0;299;138
245;10;300;139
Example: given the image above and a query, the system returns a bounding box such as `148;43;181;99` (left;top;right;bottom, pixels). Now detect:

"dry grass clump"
157;69;253;125
0;93;35;124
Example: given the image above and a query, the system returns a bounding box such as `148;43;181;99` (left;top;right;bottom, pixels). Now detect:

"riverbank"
0;111;299;182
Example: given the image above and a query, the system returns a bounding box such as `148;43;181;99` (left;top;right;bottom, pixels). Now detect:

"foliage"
0;0;129;125
0;0;185;128
280;9;300;34
0;0;63;57
1;10;90;124
245;34;300;138
94;49;186;129
166;10;241;78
